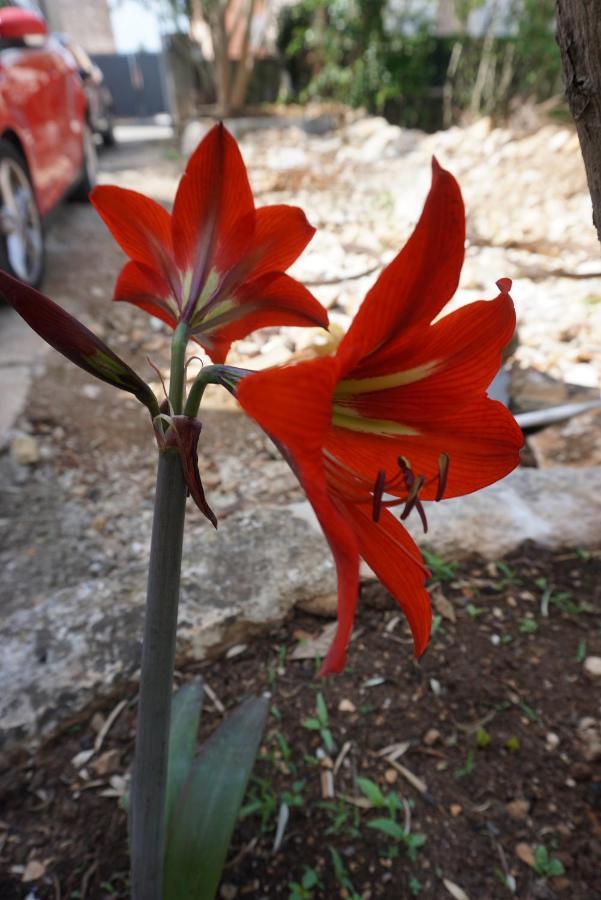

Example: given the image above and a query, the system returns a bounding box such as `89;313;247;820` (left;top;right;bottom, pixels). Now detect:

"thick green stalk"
131;450;187;899
169;322;189;413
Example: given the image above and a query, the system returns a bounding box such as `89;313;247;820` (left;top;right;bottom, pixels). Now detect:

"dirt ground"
1;546;600;899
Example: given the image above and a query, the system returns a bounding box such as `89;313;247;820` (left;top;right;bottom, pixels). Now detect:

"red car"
0;4;97;287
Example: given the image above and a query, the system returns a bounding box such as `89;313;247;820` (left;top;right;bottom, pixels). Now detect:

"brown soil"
1;547;600;900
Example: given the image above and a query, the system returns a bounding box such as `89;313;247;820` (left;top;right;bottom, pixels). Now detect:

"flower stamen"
436;452;449;502
372;469;386;523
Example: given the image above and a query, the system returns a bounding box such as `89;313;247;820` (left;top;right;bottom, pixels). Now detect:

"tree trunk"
229;0;258;112
212;0;232;116
556;1;601;248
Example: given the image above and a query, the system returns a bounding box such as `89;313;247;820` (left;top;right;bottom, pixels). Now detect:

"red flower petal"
114;261;178;330
237;355;338;457
194;273;328;363
91;186;181;303
345;294;516;422
337;158;465;373
325;394;522;501
210;204;316;303
237;358;360;675
0;270;157;413
219;204;315;280
298;454;360;677
171;124;254;310
339;501;431;656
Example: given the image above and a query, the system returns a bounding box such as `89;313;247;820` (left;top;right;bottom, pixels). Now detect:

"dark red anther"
435;452;449;502
414;498;428;533
397;456;413;490
372;469;386;523
400;473;424;520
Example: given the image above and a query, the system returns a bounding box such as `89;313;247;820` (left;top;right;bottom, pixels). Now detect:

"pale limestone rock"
0;506;335;746
583;656;601;678
11;434;40;466
528;408;601;468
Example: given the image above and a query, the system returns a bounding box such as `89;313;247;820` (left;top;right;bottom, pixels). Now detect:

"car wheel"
71;122;98;201
0;140;44;288
101;122;116;147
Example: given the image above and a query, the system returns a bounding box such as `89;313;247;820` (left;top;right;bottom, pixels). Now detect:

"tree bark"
556;1;601;248
229;0;259;112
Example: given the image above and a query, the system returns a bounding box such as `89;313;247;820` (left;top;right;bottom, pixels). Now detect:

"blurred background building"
39;0;116;53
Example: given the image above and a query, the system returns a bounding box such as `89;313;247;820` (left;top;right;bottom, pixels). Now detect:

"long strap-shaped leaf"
165;678;204;833
163;695;269;900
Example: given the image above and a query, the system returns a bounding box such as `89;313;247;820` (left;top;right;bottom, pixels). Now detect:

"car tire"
0;139;45;288
101;123;116;147
70;122;98;202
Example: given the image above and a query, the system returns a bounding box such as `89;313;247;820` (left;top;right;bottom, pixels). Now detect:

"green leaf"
476;727;491;749
322;727;336;754
165;679;203;833
367;817;405;840
302;868;319;889
302;717;321;731
163;695;269;900
316;692;329;726
547;858;565;877
356;777;385;807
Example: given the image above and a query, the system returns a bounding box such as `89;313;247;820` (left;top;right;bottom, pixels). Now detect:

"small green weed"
239;775;279;829
303;692;336;753
519;617;538;634
422;550;459;583
329;846;361;900
288;866;322;899
409;875;423;896
357;777;426;861
536;577;585;616
319;798;361;839
495;868;517;893
518;701;537;722
492;561;520;590
455;750;475;778
532;844;565;879
476;727;491;748
431;614;444;635
466;603;485;619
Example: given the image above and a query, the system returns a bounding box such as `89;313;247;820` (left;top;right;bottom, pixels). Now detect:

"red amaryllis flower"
91;123;327;362
237;159;524;675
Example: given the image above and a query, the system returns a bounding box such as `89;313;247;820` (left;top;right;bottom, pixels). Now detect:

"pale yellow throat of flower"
330;361;438;435
334;360;439;395
331;407;419;435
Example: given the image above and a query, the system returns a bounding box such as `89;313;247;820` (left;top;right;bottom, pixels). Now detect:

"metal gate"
91;51;169;118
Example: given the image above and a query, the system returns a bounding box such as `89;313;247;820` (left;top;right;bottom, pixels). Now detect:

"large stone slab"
3;466;601;747
0;506;335;747
291;466;601;561
403;465;601;558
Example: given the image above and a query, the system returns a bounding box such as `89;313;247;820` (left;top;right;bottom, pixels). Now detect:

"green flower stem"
184;364;251;417
169;322;189;414
131;449;187;900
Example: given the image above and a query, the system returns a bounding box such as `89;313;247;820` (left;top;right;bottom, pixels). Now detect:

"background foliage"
278;0;563;131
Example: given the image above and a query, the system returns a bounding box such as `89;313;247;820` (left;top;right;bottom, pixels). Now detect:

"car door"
0;32;83;212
